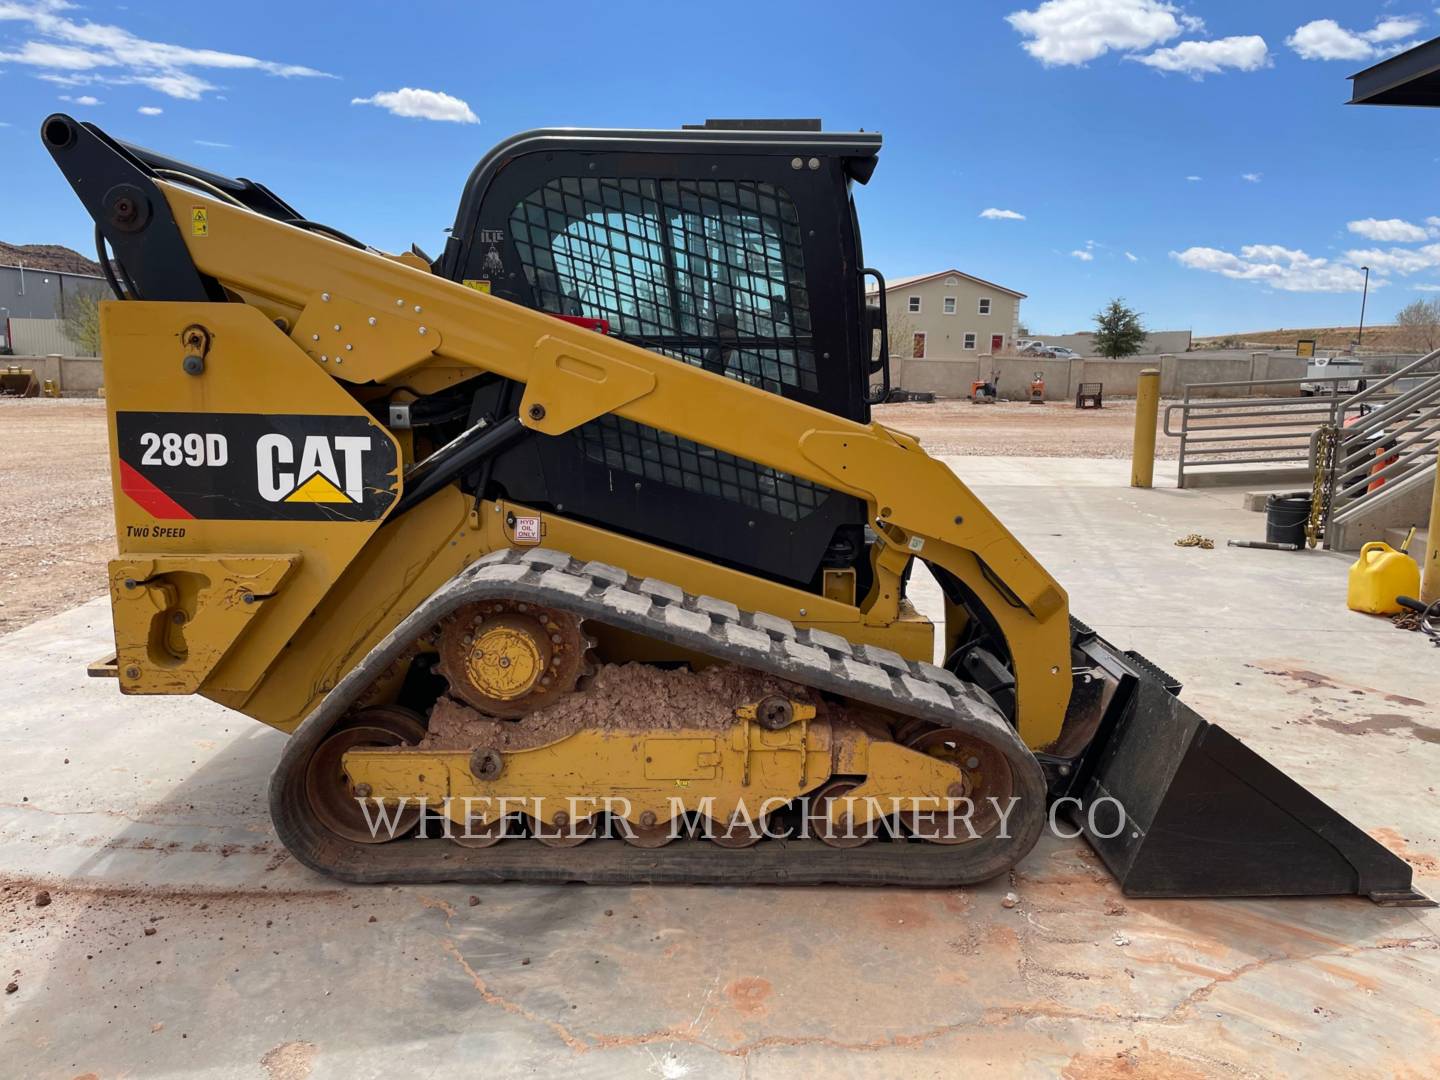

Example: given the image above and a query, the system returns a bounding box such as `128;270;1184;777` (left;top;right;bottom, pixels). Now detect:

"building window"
912;332;927;359
907;295;921;313
945;276;959;287
978;297;992;315
963;333;976;350
943;297;957;315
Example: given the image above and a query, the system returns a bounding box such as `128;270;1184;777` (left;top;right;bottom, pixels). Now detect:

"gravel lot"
0;398;113;635
872;398;1175;459
0;395;1170;634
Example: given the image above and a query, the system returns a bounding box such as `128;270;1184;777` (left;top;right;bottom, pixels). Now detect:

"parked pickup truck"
1301;356;1365;395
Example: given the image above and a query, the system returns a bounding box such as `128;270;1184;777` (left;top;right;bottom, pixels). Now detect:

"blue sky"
2;0;1438;335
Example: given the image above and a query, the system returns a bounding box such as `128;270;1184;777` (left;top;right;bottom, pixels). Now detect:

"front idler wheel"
304;706;426;844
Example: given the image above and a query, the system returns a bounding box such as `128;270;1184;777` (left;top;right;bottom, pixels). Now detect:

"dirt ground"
0;398;113;635
0;396;1171;635
874;398;1175;459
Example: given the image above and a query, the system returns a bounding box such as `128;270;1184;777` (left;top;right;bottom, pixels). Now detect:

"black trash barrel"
1264;493;1310;546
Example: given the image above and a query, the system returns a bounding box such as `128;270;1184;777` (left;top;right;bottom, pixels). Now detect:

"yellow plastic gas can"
1347;542;1420;614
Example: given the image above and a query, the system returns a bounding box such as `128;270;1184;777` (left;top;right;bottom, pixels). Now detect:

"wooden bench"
1075;382;1103;409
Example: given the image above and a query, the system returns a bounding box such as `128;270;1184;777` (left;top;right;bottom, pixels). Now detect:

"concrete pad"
3;458;1439;1079
946;455;1178;489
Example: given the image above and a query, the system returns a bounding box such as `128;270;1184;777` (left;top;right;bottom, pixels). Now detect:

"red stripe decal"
549;313;610;334
119;460;196;520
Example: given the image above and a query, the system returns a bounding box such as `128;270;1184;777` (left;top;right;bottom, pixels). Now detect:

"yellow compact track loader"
44;114;1426;900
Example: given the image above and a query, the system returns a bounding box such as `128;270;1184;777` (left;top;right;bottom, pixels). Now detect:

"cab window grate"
575;415;830;523
510;176;816;396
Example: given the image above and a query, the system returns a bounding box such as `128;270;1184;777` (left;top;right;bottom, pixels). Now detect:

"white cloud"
1286;17;1424;62
1134;35;1270;76
1413;284;1440;292
1366;17;1425;44
0;0;333;99
351;87;478;124
1241;172;1262;182
1172;244;1375;292
58;92;99;105
1185;175;1202;181
1006;0;1202;66
1071;249;1095;261
137;105;161;115
1427;216;1440;229
1;39;105;69
1124;251;1139;262
193;138;229;148
979;207;1026;220
1343;245;1440;275
1347;217;1430;243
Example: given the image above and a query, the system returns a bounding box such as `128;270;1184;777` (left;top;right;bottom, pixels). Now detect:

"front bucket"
1065;624;1430;905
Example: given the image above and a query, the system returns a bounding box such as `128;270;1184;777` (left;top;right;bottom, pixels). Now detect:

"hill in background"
0;242;102;277
1193;325;1413;352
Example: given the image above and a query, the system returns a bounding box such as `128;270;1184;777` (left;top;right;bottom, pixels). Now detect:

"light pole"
1357;265;1370;352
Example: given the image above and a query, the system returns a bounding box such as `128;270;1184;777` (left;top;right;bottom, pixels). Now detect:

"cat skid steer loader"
43;113;1426;900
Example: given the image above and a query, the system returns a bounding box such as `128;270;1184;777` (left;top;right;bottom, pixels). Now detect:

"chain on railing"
1307;423;1339;549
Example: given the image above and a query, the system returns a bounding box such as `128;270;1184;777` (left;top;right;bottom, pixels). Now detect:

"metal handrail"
1337;401;1440;478
1339;346;1440;410
1166;374;1354;392
1329;358;1440;526
1164;375;1358;488
1338;370;1440;440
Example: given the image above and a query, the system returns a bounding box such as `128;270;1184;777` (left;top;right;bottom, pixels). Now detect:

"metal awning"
1350;36;1440;106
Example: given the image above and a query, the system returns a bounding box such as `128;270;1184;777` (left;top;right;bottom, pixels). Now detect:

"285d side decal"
116;412;399;521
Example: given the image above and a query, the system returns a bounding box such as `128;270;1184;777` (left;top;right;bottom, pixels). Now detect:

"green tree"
1395;298;1440;353
62;284;106;356
1092;297;1147;358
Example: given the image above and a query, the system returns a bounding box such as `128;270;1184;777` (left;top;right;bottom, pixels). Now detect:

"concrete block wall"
992;357;1079;401
1073;359;1146;396
888;357;979;398
3;354;104;395
1160;352;1306;397
889;351;1311;402
892;356;1082;400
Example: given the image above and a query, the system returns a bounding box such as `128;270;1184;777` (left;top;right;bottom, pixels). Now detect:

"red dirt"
418;663;811;750
0;398;112;634
874;399;1177;459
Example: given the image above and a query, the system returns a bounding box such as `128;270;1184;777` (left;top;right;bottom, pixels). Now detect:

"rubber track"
269;547;1047;885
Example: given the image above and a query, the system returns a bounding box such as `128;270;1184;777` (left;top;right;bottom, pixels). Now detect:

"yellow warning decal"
191;207;208;237
462;279;491;294
284;472;353;503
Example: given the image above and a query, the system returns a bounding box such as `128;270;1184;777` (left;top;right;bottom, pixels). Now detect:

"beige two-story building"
870;268;1025;361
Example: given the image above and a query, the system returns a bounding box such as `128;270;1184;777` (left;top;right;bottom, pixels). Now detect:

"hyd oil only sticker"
116;412;398;521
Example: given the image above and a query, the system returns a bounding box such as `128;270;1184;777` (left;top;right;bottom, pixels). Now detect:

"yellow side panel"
100;301;402;698
108;554;297;694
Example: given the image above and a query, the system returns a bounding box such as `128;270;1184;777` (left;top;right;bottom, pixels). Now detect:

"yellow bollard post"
1422;447;1440;604
1131;368;1160;489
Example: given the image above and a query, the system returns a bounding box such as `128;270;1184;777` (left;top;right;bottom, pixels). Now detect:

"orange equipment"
971;370;998;404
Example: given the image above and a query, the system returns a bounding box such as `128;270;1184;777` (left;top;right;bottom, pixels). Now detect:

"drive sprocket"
436;598;589;718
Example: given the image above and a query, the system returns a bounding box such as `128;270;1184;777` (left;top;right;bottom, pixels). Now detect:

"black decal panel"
116;412;398;521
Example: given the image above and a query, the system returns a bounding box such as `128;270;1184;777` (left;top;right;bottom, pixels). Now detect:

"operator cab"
437;121;888;592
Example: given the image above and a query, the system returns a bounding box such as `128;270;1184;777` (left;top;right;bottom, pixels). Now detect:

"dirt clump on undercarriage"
417;662;814;751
